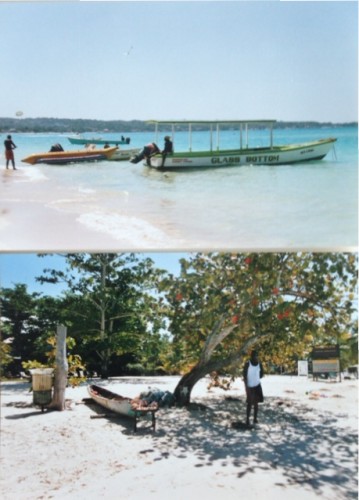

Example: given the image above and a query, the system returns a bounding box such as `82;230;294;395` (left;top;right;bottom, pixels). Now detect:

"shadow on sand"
134;395;357;498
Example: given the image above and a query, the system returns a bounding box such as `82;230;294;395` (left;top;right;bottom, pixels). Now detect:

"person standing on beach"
4;135;17;170
243;350;264;426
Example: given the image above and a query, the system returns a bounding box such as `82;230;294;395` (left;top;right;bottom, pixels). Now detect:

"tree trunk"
100;360;109;379
99;259;108;379
173;334;262;407
173;363;215;406
49;325;68;411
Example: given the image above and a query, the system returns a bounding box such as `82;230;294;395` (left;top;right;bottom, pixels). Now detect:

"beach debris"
130;398;158;411
275;399;291;407
138;388;175;407
307;390;328;400
208;372;234;391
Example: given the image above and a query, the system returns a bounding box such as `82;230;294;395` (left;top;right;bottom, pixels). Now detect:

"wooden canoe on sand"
87;384;158;431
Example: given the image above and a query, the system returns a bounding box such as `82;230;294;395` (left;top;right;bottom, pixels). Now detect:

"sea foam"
77;212;180;249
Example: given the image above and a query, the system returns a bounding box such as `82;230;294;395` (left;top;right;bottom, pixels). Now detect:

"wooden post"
50;325;68;411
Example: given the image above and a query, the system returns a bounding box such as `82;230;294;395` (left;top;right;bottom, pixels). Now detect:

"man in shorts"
4;135;17;170
243;350;264;426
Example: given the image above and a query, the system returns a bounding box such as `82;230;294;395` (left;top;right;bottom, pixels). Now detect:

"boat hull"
146;138;337;169
109;147;141;161
22;146;118;165
88;384;135;417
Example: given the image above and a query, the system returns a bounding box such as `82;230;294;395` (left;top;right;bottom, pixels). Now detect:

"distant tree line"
0;117;357;134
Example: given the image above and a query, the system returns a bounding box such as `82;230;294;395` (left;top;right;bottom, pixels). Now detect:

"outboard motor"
130;143;159;164
49;143;64;152
130;151;145;164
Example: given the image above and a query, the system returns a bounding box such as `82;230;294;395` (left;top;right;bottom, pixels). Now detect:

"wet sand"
0;166;179;251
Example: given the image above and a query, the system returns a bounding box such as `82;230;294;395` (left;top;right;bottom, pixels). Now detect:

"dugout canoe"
87;384;158;424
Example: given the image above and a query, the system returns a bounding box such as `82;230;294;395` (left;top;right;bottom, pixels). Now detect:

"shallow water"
1;125;357;250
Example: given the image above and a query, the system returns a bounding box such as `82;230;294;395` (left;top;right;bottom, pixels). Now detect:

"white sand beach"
1;375;357;500
0;167;178;252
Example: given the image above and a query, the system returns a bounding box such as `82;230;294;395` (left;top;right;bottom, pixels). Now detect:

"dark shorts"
246;384;264;404
5;150;14;160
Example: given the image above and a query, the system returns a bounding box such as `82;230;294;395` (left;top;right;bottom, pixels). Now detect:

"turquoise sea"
1;125;357;251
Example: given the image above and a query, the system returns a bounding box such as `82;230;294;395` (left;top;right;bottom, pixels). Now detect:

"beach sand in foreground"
1;375;357;500
0;166;182;252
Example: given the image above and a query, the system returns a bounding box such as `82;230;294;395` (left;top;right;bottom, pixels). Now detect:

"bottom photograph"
0;251;358;500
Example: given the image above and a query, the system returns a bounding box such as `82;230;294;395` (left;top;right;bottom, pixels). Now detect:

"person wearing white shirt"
243;350;264;426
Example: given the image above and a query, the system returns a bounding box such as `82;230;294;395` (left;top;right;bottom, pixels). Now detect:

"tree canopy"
1;252;357;407
159;252;357;404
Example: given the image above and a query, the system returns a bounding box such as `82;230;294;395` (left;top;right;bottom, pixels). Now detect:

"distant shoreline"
0;117;357;134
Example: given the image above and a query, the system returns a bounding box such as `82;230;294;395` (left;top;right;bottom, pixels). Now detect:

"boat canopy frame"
147;120;277;152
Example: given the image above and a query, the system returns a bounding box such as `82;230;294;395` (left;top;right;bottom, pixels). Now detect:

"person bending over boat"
130;142;160;165
144;143;160;165
4;135;17;170
243;350;264;426
161;136;173;167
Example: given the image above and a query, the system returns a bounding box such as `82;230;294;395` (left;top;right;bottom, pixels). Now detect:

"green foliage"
0;341;13;375
36;253;167;377
159;252;358;377
22;335;86;387
126;363;146;375
0;284;61;372
2;252;356;391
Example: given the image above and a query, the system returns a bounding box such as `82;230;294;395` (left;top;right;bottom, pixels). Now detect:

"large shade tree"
160;252;357;406
37;253;166;378
0;284;63;372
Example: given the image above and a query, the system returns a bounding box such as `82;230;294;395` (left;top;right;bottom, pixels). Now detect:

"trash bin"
30;368;54;411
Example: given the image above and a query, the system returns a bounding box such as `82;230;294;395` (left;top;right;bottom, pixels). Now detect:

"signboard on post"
311;345;341;380
312;359;340;374
311;346;340;360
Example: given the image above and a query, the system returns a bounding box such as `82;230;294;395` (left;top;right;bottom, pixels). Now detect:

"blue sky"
0;252;185;296
0;1;357;122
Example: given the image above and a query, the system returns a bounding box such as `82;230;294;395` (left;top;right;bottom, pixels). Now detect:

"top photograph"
0;1;357;252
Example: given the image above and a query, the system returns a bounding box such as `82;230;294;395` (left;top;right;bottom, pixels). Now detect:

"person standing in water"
161;136;173;167
243;350;264;426
4;135;17;170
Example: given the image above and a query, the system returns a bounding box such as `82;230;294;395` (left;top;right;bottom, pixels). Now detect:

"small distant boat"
22;146;118;165
88;384;158;431
68;135;131;146
139;120;337;169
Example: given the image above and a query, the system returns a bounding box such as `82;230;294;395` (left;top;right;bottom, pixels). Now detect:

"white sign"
298;360;308;376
